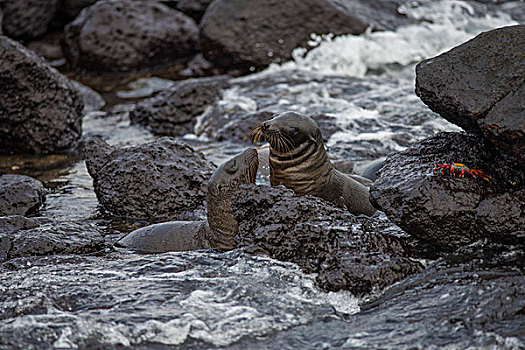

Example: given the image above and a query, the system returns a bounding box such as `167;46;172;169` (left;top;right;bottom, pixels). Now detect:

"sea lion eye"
226;159;238;174
290;127;299;135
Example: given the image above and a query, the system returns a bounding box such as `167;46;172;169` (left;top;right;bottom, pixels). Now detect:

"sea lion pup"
251;111;376;216
115;148;259;253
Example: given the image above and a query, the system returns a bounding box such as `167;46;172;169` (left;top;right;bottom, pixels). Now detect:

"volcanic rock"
234;184;423;295
0;175;46;216
84;137;215;220
176;0;213;22
0;36;83;154
370;132;525;253
242;242;525;348
59;0;98;18
130;76;229;136
131;70;353;141
416;25;525;164
0;216;104;262
63;0;199;72
1;0;58;40
199;0;408;70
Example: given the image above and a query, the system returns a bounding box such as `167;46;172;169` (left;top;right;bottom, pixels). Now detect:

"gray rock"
84;137;215;220
195;108;274;144
130;76;230;136
234;184;423;295
62;0;199;72
133;70;362;142
370;132;525;253
176;0;213;22
199;0;408;70
416;25;525;164
235;242;525;349
0;175;46;216
1;0;58;40
0;216;104;262
0;36;84;154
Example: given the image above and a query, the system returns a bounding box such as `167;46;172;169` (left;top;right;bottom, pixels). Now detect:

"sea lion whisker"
250;126;263;144
262;111;376;216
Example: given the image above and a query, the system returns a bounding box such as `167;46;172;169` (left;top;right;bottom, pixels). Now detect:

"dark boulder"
239;242;525;349
0;175;46;216
416;25;525;164
193;70;363;143
0;36;84;154
62;0;199;72
84;137;215;220
132;70;358;142
0;216;104;262
130;76;230;136
370;132;525;253
199;0;408;70
176;0;213;22
1;0;58;40
234;184;423;295
59;0;98;18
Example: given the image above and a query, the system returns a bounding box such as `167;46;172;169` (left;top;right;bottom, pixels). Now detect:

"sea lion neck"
205;148;258;250
269;138;332;196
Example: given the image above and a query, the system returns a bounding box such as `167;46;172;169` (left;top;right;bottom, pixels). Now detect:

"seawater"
1;0;522;349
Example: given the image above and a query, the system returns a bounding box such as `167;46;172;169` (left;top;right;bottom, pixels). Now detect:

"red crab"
433;163;492;181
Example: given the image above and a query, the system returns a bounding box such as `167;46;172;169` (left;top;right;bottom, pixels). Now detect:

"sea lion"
251;111;376;216
115;148;259;252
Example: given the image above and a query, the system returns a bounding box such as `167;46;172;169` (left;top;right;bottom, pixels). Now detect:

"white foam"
268;0;517;78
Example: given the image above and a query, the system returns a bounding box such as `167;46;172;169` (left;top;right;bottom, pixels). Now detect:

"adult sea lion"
115;148;259;252
251;111;376;216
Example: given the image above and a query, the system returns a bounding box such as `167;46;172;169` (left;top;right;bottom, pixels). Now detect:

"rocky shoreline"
0;0;523;348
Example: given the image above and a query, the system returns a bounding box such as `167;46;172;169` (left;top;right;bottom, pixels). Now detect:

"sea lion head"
206;148;259;249
207;148;259;198
251;112;323;155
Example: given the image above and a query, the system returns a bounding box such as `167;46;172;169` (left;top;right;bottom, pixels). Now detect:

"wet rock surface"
0;175;46;217
196;108;275;144
197;70;369;143
370;132;525;253
62;0;199;72
130;76;230;136
0;216;104;262
84;137;215;221
199;0;409;70
59;0;98;18
416;25;525;163
1;0;58;40
70;81;106;113
231;242;525;349
176;0;213;22
234;184;423;295
140;70;365;143
0;36;83;154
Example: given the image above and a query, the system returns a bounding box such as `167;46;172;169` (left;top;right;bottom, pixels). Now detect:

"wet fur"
252;112;376;216
115;149;259;252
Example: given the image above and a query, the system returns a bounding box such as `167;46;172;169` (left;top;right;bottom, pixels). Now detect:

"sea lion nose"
262;121;270;131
